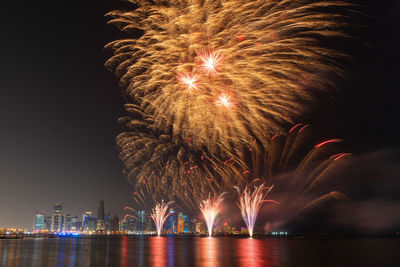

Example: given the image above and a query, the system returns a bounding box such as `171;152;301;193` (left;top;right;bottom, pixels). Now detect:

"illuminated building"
45;216;52;231
96;200;105;231
126;217;136;233
104;213;112;231
119;219;128;232
82;211;97;232
136;210;146;233
167;209;175;233
87;217;97;231
240;227;249;235
195;222;202;233
65;214;72;231
51;203;64;232
71;216;78;231
183;215;189;233
82;211;90;230
177;212;184;233
33;212;45;231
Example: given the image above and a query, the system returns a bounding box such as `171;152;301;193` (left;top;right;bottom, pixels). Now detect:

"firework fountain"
235;184;279;237
150;200;174;236
199;193;226;237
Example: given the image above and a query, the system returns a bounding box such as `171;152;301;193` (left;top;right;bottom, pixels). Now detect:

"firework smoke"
235;183;278;236
150;200;174;236
199;193;226;237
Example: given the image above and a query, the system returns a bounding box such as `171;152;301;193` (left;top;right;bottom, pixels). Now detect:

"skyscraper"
127;217;136;233
136;210;146;233
177;212;184;233
104;212;112;231
183;214;189;233
82;211;96;232
71;215;78;231
167;209;175;233
65;214;72;231
82;211;92;229
45;216;52;231
96;200;105;231
51;203;64;232
195;221;202;233
33;212;45;231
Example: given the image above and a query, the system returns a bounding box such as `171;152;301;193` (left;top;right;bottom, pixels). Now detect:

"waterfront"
0;236;399;267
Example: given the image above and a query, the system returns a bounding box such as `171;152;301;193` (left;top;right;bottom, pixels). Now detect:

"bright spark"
216;93;233;107
198;50;223;75
179;72;199;90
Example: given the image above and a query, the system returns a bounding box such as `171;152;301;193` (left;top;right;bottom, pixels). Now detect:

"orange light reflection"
237;238;267;267
197;237;219;267
149;236;168;267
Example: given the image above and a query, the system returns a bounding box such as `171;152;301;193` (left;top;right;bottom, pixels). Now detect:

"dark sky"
1;0;399;229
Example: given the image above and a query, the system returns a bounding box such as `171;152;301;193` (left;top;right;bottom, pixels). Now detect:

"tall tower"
96;200;105;231
136;210;146;233
177;212;184;233
51;203;63;232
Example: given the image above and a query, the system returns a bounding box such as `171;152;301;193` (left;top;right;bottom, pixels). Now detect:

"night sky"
1;0;399;229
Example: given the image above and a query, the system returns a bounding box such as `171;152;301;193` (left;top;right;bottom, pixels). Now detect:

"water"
0;236;399;267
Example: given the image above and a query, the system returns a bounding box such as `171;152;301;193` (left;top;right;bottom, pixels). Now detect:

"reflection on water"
237;238;264;267
0;237;399;267
149;237;167;267
197;238;218;267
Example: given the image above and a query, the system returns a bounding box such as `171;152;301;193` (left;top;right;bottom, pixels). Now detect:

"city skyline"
29;202;212;235
31;201;118;232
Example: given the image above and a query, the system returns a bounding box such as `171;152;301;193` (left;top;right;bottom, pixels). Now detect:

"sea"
0;236;399;267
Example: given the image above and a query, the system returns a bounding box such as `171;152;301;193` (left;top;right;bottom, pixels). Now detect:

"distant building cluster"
120;208;203;234
33;202;205;235
33;201;120;233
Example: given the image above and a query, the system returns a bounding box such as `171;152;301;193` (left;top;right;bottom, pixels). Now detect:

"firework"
216;93;234;108
150;200;174;236
107;0;358;155
199;193;226;237
197;50;223;76
178;72;199;91
106;0;361;217
234;183;278;237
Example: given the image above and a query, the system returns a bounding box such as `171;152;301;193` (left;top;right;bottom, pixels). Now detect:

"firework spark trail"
199;193;226;237
106;0;361;212
106;0;359;155
234;184;278;237
150;200;174;236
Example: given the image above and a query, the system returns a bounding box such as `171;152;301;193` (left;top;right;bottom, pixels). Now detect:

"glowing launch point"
199;193;226;237
235;184;278;237
150;200;174;236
